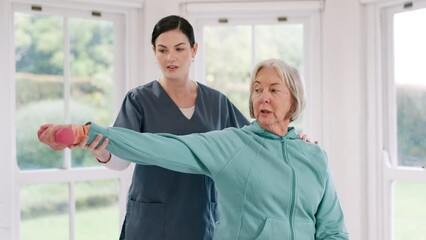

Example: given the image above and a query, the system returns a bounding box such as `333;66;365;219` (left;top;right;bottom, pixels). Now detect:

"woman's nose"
259;91;271;103
166;52;176;62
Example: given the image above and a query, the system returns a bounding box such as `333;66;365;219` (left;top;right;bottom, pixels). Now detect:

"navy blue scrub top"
114;81;249;240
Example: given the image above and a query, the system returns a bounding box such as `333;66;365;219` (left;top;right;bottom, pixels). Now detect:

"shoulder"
215;124;257;142
125;81;159;99
204;126;249;139
294;140;329;170
128;81;156;94
197;82;229;99
197;82;240;112
197;127;253;150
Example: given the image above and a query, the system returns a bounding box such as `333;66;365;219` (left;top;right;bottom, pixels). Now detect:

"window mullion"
63;16;72;170
251;24;255;69
69;182;75;240
63;16;75;240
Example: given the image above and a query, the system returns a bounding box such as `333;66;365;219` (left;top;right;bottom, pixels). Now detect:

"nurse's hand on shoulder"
298;133;319;144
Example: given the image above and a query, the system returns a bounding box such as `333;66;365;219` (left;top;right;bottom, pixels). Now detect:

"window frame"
181;1;323;139
0;0;142;239
366;0;426;239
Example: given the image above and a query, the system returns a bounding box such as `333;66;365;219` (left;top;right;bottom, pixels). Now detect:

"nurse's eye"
157;48;167;54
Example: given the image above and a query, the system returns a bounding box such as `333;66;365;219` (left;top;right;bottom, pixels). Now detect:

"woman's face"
251;66;293;134
153;29;197;81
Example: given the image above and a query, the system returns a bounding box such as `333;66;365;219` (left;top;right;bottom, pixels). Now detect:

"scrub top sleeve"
113;91;144;131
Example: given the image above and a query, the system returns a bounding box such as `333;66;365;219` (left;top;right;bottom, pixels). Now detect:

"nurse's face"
153;29;197;81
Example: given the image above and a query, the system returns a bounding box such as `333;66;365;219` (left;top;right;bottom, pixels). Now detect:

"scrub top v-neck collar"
154;80;199;121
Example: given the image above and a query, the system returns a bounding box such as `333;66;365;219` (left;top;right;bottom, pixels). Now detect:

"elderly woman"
39;59;348;239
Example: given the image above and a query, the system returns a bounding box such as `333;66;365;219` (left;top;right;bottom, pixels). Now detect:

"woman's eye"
176;48;184;52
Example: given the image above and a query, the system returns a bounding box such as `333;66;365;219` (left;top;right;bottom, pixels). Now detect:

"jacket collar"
247;121;298;140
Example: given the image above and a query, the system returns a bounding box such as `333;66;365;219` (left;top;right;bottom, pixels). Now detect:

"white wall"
321;0;367;239
0;1;18;239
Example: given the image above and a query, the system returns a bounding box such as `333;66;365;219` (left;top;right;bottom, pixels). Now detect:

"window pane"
20;183;69;240
69;18;115;167
204;25;252;118
255;24;304;130
203;23;305;128
15;13;116;169
394;8;426;167
255;24;303;67
394;181;426;239
75;180;120;239
15;13;65;170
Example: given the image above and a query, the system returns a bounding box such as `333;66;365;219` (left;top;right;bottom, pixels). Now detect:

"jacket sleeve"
315;167;349;239
88;123;246;178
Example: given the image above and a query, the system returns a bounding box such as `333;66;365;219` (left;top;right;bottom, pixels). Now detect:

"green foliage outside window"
397;85;426;167
15;13;114;169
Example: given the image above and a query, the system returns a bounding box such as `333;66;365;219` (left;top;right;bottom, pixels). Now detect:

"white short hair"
249;58;306;122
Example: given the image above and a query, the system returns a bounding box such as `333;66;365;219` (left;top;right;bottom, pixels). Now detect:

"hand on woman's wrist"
96;152;112;164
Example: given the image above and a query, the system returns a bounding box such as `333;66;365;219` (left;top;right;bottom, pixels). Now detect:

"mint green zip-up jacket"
88;121;348;240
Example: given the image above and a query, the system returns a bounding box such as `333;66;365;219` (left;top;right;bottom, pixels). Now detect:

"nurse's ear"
191;42;198;59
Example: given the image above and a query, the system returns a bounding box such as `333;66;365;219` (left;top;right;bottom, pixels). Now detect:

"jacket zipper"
281;137;296;240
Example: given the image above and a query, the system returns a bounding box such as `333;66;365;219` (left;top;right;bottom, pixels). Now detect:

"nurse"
98;15;249;240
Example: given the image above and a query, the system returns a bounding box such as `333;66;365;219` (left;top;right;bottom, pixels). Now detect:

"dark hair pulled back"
151;15;195;47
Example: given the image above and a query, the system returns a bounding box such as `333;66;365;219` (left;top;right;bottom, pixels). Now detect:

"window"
392;7;426;168
387;4;426;239
199;20;304;121
15;11;116;170
185;1;323;136
12;2;128;239
374;1;426;239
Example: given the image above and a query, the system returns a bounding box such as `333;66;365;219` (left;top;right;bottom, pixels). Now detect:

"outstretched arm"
85;124;217;176
37;122;242;177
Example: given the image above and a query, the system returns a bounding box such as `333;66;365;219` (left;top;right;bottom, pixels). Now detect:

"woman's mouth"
259;109;272;116
167;65;178;70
